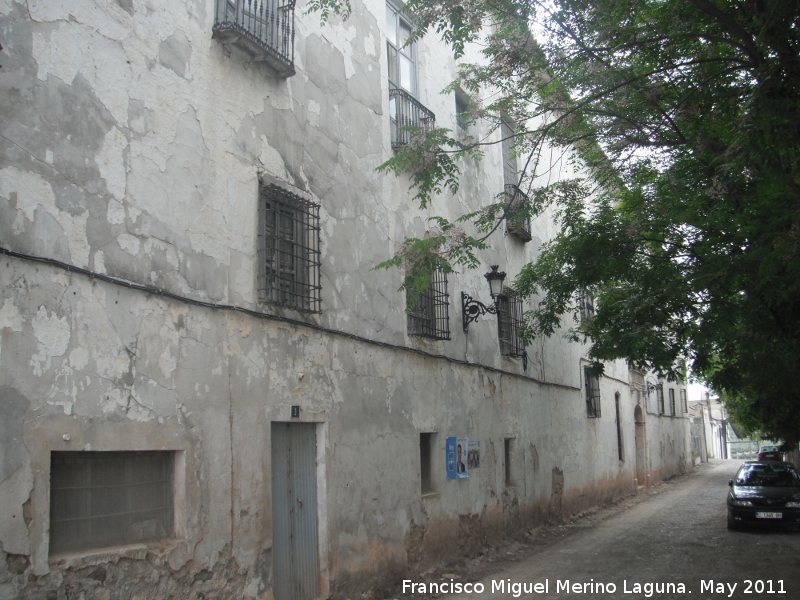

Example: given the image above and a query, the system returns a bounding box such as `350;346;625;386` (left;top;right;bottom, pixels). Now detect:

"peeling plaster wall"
0;0;691;598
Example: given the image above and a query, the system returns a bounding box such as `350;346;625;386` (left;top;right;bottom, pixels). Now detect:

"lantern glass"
485;266;506;299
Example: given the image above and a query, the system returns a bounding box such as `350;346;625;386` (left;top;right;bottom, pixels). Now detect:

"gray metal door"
272;422;320;600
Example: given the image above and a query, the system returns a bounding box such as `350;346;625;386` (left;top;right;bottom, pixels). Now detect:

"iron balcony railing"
212;0;296;77
389;87;435;149
504;184;532;242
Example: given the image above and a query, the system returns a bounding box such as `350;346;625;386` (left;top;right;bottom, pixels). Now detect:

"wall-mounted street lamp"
645;377;663;396
461;265;506;332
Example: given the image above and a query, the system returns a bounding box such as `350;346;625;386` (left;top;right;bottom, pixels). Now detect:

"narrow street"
429;461;800;599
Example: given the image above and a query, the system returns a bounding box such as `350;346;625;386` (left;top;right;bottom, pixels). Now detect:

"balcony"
504;184;532;242
389;88;435;149
212;0;296;77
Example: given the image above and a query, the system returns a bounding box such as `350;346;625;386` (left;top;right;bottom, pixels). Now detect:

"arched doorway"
634;405;646;488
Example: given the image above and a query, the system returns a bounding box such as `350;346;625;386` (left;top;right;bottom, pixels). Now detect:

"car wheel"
727;514;739;531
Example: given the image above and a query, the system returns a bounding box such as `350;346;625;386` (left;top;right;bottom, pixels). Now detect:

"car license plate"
755;512;782;519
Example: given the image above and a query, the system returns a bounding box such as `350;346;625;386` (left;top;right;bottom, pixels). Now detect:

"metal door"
272;422;320;600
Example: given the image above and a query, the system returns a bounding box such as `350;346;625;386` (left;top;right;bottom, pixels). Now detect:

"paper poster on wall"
446;436;457;480
468;440;480;469
456;437;469;478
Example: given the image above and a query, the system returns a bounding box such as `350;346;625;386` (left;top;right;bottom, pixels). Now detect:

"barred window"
497;287;525;358
669;388;676;416
584;367;601;418
504;184;532;242
258;184;321;313
680;388;688;413
657;385;666;415
577;289;594;322
49;451;175;555
455;92;469;131
501;117;517;188
407;270;450;340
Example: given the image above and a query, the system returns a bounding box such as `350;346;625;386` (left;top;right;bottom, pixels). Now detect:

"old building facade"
0;0;691;598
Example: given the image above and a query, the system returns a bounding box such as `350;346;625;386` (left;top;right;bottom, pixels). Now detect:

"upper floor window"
505;185;532;242
501;117;517;188
455;91;469;132
386;2;416;95
680;388;688;413
212;0;296;77
497;288;525;358
657;385;666;415
258;184;321;313
577;290;595;322
386;2;435;148
408;270;451;340
584;367;601;418
669;388;676;415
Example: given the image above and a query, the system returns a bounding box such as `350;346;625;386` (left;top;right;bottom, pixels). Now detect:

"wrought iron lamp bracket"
646;379;663;396
462;292;498;332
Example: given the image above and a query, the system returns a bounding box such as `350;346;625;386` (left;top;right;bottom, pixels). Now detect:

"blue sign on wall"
446;436;457;480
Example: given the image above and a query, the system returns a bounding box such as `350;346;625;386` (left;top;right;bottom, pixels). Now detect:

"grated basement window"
49;451;175;555
258;184;321;313
419;432;436;495
497;287;525;358
407;270;450;340
584;367;601;418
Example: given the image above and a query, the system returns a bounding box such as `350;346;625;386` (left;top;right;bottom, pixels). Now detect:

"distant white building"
0;1;691;598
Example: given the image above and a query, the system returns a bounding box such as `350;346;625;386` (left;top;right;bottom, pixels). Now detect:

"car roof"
740;460;793;468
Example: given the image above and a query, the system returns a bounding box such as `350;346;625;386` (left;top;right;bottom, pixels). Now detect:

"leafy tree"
312;0;800;442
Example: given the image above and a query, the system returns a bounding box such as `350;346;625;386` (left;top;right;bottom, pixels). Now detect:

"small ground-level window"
50;451;175;555
420;433;437;495
504;438;517;487
615;392;624;461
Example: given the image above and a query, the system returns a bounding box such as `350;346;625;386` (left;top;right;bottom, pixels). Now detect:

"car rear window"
735;465;800;487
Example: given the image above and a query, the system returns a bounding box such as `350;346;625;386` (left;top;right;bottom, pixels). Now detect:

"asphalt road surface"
431;460;800;600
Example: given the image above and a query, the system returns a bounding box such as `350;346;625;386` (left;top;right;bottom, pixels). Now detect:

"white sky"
687;381;711;402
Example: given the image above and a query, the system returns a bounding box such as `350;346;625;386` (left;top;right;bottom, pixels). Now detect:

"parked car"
757;445;783;461
727;461;800;530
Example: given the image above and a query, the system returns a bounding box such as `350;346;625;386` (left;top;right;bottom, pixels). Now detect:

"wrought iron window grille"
497;287;525;359
577;289;595;322
504;184;532;242
212;0;296;77
49;451;175;555
408;270;451;340
584;367;602;418
258;184;321;313
389;87;435;149
645;377;665;414
455;92;469;132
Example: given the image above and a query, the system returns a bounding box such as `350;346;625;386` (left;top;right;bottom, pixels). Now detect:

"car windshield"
760;446;778;452
735;465;800;487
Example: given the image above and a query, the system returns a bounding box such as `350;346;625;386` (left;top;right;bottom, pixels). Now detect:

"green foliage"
304;0;351;23
311;0;800;441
